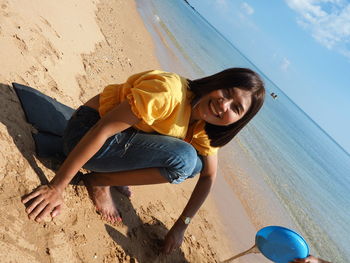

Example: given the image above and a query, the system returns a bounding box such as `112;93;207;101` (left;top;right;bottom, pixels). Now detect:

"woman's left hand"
162;222;186;254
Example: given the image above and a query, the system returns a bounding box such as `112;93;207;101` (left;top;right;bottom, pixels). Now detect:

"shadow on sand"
106;188;189;263
1;83;188;262
0;83;50;184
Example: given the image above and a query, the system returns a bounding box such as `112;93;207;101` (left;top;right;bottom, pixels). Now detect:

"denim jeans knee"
84;131;203;184
157;140;202;184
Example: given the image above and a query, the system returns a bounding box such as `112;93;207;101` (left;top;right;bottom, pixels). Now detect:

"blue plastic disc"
255;226;309;263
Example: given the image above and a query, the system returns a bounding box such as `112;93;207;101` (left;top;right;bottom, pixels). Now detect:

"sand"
0;0;276;262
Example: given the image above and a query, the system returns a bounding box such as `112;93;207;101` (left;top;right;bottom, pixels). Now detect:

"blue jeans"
62;106;203;184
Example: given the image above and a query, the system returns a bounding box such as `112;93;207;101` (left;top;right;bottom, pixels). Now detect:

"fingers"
28;200;49;221
161;229;185;254
51;205;62;218
162;243;172;254
30;202;61;222
22;188;43;204
35;204;54;222
166;245;177;254
161;237;171;254
291;256;314;263
25;195;44;214
162;239;177;254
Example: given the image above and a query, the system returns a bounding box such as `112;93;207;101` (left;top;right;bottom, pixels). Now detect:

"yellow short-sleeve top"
99;70;218;156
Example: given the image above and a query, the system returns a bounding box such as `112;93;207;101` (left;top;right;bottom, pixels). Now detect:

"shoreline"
0;0;291;262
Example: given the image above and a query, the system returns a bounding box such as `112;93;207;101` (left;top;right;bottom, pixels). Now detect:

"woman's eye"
224;89;231;98
232;106;239;114
231;104;240;114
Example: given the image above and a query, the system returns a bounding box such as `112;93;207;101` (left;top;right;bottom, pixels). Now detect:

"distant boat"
270;92;278;99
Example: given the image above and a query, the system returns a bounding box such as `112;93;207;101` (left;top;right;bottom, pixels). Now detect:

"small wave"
153;14;160;23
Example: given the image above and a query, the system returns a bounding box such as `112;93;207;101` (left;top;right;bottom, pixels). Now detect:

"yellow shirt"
99;70;218;156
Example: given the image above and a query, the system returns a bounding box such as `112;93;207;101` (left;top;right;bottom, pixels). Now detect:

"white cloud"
215;0;229;8
241;2;255;15
281;57;291;71
217;1;258;31
285;0;350;58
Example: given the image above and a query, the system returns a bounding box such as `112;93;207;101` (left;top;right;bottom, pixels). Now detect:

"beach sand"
0;0;277;262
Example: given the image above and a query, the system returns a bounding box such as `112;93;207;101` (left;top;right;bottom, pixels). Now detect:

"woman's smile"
192;88;252;126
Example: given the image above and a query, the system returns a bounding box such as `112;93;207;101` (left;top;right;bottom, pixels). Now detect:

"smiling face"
191;88;252;126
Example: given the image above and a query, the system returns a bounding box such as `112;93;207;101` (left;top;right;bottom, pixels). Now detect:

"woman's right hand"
162;221;186;254
22;184;64;222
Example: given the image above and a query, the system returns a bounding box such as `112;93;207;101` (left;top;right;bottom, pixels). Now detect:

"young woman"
22;68;265;253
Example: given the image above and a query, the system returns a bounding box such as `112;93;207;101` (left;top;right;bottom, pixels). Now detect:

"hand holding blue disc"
222;226;309;263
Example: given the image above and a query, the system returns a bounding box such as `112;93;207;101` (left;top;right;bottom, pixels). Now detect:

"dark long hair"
188;68;265;147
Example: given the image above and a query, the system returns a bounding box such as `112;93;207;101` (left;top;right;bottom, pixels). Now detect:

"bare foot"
114;186;132;198
84;180;122;223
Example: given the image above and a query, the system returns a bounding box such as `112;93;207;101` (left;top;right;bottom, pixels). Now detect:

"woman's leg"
62;107;203;223
82;168;168;223
82;132;203;223
86;167;167;186
84;130;203;183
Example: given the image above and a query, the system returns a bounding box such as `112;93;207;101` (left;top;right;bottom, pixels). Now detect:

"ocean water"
136;1;350;262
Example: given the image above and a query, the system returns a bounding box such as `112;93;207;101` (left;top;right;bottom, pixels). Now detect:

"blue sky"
188;0;350;154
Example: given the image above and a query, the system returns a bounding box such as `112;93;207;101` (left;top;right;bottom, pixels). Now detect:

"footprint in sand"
0;213;41;262
39;16;61;38
12;34;28;52
1;2;9;17
47;232;76;263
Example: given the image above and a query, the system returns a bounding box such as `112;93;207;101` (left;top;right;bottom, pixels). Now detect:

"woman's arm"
162;154;218;253
22;101;140;222
51;101;139;190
